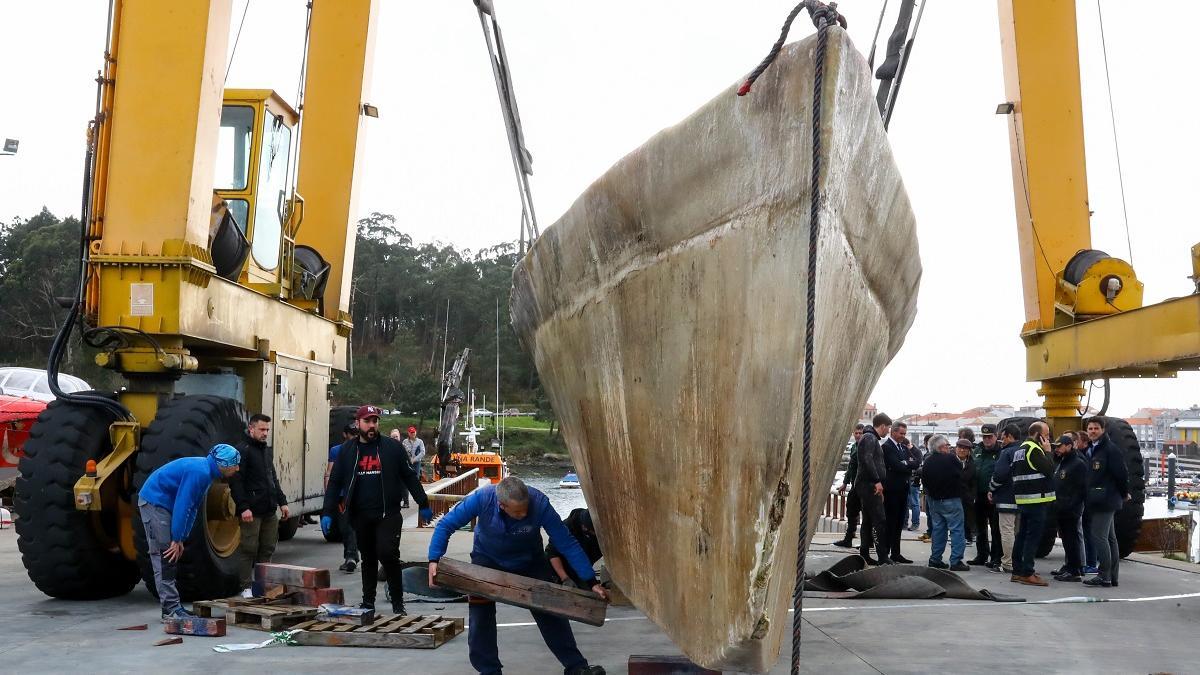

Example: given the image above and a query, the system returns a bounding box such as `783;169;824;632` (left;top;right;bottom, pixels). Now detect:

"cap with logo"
1056;434;1074;447
355;405;382;420
980;424;996;436
407;426;417;434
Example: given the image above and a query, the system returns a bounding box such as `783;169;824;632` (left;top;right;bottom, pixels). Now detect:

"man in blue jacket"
428;477;608;675
138;443;241;620
988;424;1022;574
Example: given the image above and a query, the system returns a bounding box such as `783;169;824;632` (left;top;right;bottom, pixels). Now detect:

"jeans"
352;512;405;609
238;510;280;588
907;484;921;529
1082;510;1098;567
928;497;966;565
1013;503;1049;577
1056;508;1085;575
973;499;1002;563
467;557;588;675
139;500;181;613
1088;509;1120;583
998;511;1019;570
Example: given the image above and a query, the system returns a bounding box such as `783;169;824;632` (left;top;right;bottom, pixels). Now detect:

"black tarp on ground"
804;555;1025;602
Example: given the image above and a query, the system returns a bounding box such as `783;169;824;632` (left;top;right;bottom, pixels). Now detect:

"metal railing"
822;488;848;520
421;468;481;526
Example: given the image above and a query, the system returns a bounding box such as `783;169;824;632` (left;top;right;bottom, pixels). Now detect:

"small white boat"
558;472;581;489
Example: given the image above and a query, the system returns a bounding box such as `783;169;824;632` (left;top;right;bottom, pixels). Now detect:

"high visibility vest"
1012;440;1056;505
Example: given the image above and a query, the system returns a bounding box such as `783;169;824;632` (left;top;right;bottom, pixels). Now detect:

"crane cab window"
251;114;291;271
215;105;254;193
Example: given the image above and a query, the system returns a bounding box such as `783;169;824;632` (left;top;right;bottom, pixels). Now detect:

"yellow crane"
15;0;378;600
998;0;1200;551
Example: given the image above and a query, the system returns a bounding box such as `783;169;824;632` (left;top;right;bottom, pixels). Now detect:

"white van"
0;367;91;402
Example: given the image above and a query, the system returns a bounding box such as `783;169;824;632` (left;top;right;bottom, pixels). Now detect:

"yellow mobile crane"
997;0;1200;552
15;0;379;600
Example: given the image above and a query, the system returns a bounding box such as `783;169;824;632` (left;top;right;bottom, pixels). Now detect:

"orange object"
85;459;98;477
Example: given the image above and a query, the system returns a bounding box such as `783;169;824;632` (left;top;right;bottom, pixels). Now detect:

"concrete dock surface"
0;519;1197;674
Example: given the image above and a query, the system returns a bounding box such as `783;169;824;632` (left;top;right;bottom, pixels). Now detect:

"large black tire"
329;405;358;448
1095;416;1145;558
277;515;301;541
132;395;247;601
14;394;141;599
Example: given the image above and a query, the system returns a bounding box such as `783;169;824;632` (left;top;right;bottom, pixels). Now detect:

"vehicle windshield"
250;114;291;270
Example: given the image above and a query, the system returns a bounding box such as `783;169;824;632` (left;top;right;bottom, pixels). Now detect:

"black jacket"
843;442;859;486
230;434;287;517
882;437;919;489
323;435;429;518
546;508;603;586
921;452;962;500
957;455;976;505
1084;435;1129;512
855;429;887;486
1053;450;1088;513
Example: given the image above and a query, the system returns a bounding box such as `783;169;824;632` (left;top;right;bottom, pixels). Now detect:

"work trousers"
884;482;909;559
962;498;976;541
839;487;861;543
1089;509;1120;584
998;510;1019;571
467;557;587;675
138;500;181;613
928;497;966;566
855;482;888;561
352;512;404;609
237;510;280;588
1012;503;1049;577
973;499;1002;564
339;508;359;562
1056;507;1085;575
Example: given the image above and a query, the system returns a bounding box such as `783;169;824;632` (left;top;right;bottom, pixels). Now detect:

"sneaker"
891;555;913;564
927;560;949;569
832;539;855;548
1082;565;1099;575
987;564;1005;574
1017;574;1049;587
1054;573;1082;582
339;559;358;573
392;604;407;616
1081;577;1111;588
950;562;971;572
1001;566;1014;574
162;607;196;622
906;526;918;532
967;557;988;566
240;587;254;599
359;601;376;610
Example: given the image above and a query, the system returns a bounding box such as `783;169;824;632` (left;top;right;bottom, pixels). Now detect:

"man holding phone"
1008;421;1057;586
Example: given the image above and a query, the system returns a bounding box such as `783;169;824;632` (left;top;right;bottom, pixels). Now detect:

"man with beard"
322;405;433;614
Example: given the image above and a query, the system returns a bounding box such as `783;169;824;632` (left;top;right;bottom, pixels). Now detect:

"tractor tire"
996;417;1041;438
14;394;141;600
1036;518;1058;558
329;405;358;448
277;515;301;541
132;395;247;601
1095;416;1145;558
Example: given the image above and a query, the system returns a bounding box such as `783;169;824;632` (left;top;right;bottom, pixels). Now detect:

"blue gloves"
418;507;433;523
320;515;332;536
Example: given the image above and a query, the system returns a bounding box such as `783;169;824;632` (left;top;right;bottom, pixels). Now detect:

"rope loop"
737;1;846;96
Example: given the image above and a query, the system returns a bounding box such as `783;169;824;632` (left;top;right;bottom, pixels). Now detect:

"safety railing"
420;468;481;526
822;488;848;520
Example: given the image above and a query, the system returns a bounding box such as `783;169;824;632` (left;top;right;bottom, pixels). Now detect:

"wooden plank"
254;563;331;590
291;620;319;631
288;586;344;606
434;558;606;626
377;615;421;632
291;631;438;649
163;617;226;637
399;616;441;634
353;616;395;632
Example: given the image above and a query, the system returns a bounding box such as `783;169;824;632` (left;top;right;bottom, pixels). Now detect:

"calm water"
512;466;589;515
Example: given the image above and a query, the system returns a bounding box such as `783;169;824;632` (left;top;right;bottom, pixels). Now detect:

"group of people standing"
836;413;1131;588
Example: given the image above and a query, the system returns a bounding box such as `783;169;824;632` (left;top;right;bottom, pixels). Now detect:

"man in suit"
881;421;920;563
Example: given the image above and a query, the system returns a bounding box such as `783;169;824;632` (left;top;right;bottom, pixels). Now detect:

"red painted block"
288;586;344;606
254;563;330;589
163;616;226;637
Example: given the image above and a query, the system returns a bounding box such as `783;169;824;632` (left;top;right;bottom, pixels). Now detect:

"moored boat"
558;472;581;489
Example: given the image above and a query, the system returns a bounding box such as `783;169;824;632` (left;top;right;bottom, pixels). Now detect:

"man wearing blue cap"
138;443;241;620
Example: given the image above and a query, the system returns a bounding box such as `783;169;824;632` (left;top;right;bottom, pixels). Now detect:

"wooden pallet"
193;598;318;631
289;614;465;649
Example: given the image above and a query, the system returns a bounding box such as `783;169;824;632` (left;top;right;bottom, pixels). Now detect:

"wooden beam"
433;558;606;626
291;631;436;649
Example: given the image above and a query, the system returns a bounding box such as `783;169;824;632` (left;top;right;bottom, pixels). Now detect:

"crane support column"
999;0;1092;423
295;0;379;325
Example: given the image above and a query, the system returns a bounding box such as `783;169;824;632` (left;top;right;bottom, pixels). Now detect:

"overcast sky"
1;1;1197;417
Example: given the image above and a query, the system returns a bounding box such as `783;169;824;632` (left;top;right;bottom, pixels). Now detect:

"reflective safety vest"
1012;440;1056;505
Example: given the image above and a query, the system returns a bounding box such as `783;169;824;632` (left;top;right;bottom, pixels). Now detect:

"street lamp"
1;138;18;156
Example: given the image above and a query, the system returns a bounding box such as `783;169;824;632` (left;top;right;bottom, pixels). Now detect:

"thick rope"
737;3;843;673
